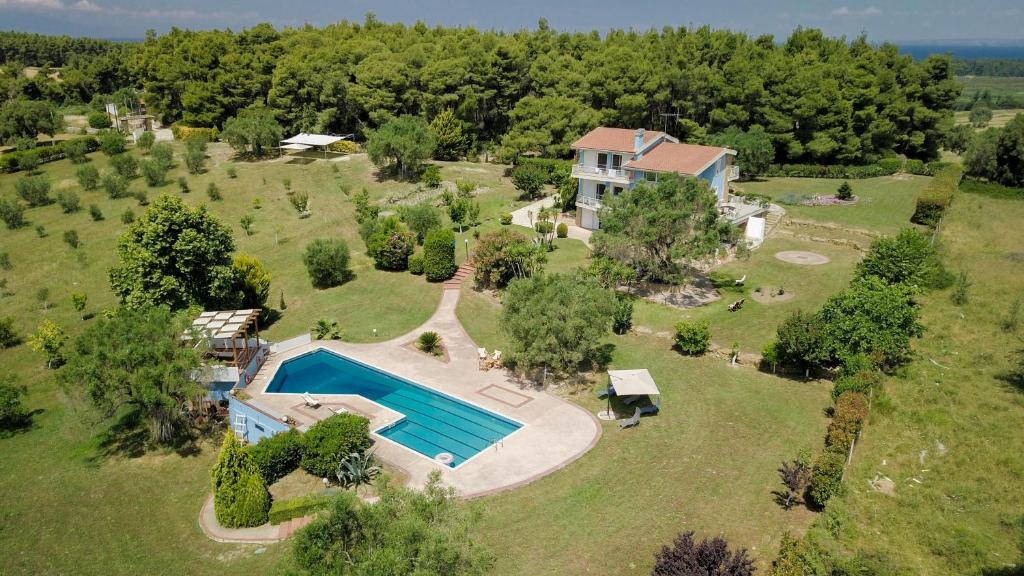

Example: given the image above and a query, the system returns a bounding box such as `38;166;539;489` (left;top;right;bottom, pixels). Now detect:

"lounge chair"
302;392;320;408
330;406;348;415
478;347;488;369
618;407;641;429
734;274;746;286
491;350;502;362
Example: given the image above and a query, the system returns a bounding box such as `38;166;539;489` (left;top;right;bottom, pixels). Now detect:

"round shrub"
421;164;442;188
673;320;711;355
408;253;424;275
303;238;352;288
246;429;302;484
500;213;512;225
472;228;538;288
367;217;415;271
556;222;568;238
87;111;112;129
422;228;457;282
534;221;554;234
300;413;371;478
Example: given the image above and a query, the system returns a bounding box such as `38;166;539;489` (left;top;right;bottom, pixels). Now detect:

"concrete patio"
238;289;602;499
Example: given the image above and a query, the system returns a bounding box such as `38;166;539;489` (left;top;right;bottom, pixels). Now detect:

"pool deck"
239;289;602;499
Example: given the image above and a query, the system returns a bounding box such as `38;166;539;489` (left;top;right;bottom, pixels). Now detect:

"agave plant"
335;451;382;493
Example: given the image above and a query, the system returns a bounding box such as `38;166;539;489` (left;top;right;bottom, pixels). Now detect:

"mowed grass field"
954;108;1024;129
956;75;1024;109
822;188;1024;574
0;144;527;575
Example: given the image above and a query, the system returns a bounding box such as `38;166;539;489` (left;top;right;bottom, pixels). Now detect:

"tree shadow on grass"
87;409;205;462
0;408;44;439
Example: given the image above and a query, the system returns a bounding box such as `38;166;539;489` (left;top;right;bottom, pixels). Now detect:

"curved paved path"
243;283;602;500
511;196;593;247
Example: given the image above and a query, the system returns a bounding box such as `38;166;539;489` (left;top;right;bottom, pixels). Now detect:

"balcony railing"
576;195;602;210
728;165;740;182
572;164;631;182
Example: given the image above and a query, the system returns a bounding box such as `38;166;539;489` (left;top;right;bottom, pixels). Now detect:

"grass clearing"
737;175;927;235
956;75;1024;109
954;108;1024;129
822;188;1024;574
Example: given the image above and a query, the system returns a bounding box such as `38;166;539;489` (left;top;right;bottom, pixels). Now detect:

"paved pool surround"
242;290;601;498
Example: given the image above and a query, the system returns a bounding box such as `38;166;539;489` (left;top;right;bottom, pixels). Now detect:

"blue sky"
1;0;1022;42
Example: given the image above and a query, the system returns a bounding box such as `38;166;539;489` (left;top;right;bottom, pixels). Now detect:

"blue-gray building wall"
698;159;726;201
228;396;290;444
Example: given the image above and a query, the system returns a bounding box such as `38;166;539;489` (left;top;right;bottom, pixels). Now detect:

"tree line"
1;17;960;165
953;58;1024;77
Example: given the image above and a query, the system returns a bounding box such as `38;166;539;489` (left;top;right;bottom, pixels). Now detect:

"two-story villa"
570;127;741;230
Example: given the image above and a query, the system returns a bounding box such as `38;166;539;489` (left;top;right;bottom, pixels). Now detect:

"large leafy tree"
966;113;1024;187
593;174;727;284
501;272;616;376
365;115;436;179
500;95;601;159
0;99;63;141
221;106;283;158
59;306;203;444
818;276;923;368
708;125;774;178
109;195;240;310
291;471;494;576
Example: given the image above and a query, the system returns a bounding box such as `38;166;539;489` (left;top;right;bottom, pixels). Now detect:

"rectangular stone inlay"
476;385;533;408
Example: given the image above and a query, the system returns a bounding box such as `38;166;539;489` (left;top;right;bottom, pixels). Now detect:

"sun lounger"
734;274;746;286
622;394;640;405
302;392;320;408
618;407;641;429
491;350;502;362
330;406;347;415
728;298;745;312
595;387;611;399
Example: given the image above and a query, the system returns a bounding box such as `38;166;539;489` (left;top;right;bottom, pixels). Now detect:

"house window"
254;422;265;432
644;171;657;182
612;155;622;170
596;183;607;199
613;186;624;197
597;152;608;169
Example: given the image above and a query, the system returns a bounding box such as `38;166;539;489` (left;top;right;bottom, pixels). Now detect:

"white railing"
728;165;740;181
572;164;630;181
576;195;602;210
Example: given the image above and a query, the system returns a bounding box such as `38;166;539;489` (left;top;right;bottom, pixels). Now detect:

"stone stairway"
277;515;314;539
763;207;785;237
443;262;476;290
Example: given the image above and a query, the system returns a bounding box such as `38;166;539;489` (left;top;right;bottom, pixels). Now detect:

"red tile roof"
625;142;732;175
571;127;666;153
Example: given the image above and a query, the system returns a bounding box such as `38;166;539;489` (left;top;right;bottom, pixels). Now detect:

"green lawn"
457;291;832;574
0;144;525;575
816;185;1024;574
954;108;1024;129
737;175;927;236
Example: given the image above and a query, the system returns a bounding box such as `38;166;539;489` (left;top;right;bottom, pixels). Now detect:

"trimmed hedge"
762;163;898;179
809;449;846;508
327;140;359;154
824;391;869;454
268;494;332;525
423;228;457;282
911;165;963;227
0;137;99;173
300;413;371;478
246;429;302;484
170;123;219;142
408;252;424;275
831;370;881;401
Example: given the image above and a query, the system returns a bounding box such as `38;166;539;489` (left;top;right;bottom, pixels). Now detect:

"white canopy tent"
608;369;660;396
279;133;351;158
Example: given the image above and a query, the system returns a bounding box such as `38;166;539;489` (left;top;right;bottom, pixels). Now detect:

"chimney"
634;128;645;155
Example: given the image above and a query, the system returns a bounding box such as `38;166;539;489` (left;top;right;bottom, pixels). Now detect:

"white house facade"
570;127;741;230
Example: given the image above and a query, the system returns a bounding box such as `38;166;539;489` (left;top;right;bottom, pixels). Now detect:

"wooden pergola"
188;309;262;368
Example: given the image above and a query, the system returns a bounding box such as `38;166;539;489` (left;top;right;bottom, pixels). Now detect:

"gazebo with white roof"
279;133;351;158
187;309;262;368
599;369;662;420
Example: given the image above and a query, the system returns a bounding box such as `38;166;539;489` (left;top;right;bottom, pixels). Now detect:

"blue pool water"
265;349;521;467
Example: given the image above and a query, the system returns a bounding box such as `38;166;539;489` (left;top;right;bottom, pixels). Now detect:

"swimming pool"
265;349;522;467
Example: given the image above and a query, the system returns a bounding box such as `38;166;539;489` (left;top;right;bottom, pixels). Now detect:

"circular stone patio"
774;250;830;265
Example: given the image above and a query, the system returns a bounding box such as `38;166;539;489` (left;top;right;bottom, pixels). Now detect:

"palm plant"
417;331;442;355
335;451;382;494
